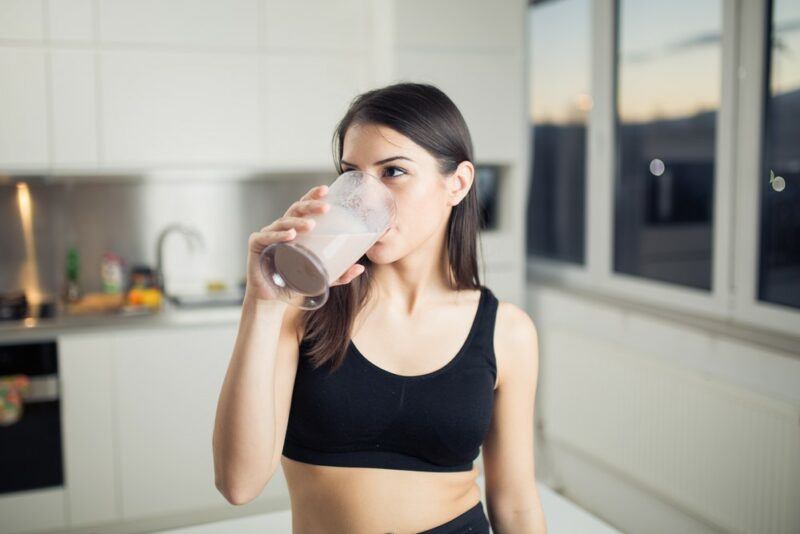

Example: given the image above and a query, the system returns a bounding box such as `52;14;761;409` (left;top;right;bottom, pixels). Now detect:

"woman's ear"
447;160;475;206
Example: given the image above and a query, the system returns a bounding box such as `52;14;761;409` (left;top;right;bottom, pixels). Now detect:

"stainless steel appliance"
0;340;63;494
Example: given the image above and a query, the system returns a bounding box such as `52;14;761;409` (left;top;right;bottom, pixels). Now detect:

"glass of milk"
259;170;396;309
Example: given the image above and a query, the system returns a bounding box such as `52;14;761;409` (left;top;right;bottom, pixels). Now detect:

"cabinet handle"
20;375;59;403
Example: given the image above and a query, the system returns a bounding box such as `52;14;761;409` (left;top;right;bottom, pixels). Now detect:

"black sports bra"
281;285;498;472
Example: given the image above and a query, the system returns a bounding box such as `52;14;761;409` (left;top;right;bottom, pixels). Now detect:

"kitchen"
1;1;536;532
2;1;799;534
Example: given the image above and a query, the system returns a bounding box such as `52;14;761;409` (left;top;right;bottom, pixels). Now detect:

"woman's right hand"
245;184;367;302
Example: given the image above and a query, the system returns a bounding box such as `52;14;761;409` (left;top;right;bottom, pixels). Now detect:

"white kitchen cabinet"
395;0;523;51
47;0;94;42
97;0;259;48
0;46;49;170
0;0;44;40
394;50;524;164
112;325;239;519
99;50;262;168
263;0;369;51
0;488;65;534
263;52;370;170
50;49;99;168
59;332;119;528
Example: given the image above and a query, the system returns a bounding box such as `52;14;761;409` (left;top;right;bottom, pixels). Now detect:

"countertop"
0;302;244;343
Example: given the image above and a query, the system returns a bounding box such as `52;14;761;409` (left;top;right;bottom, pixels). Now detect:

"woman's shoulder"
492;291;539;388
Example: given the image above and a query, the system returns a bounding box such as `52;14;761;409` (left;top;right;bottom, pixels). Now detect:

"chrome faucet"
154;223;206;296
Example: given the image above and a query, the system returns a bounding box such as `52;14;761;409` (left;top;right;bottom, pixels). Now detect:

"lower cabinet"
60;332;119;528
55;322;278;532
111;325;238;520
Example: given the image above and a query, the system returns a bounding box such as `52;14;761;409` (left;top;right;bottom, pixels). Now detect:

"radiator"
540;327;800;534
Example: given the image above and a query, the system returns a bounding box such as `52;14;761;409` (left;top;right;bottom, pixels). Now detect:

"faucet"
154;223;206;296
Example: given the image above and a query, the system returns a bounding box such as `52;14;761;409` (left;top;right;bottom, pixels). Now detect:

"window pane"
613;0;721;290
526;0;590;264
759;0;800;310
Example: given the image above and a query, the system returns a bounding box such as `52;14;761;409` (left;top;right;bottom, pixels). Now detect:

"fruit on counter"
206;280;227;292
126;287;163;310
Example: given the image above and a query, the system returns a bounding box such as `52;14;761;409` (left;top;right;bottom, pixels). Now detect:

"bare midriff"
281;456;482;533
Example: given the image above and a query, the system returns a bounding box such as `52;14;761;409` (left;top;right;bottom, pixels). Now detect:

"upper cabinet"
263;52;369;170
263;0;369;51
391;0;525;164
0;0;374;173
395;0;523;51
0;0;525;173
50;49;99;168
93;0;264;169
260;0;372;170
396;51;524;164
96;0;260;48
47;0;94;42
0;0;44;40
0;47;49;168
99;50;263;168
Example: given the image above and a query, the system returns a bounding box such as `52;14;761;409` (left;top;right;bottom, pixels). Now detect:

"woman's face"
340;122;470;265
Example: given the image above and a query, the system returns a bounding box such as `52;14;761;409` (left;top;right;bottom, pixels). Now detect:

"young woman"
213;83;546;533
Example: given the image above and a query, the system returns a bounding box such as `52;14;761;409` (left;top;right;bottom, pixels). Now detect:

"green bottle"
65;246;81;302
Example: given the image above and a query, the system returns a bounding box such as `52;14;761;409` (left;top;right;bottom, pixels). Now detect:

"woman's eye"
341;166;405;178
384;166;406;178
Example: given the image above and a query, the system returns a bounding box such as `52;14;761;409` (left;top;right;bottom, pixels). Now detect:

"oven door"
0;340;64;495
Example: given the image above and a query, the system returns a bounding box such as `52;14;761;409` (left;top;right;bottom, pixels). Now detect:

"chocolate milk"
273;204;381;293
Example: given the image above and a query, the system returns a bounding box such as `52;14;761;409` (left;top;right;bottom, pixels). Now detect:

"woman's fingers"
262;216;316;233
287;199;330;217
332;264;365;286
249;228;295;248
301;184;328;202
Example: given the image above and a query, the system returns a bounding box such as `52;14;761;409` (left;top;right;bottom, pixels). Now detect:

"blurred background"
0;0;798;533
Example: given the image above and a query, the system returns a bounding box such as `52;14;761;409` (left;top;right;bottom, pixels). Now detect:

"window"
759;0;800;310
526;0;800;337
613;0;722;290
526;0;590;264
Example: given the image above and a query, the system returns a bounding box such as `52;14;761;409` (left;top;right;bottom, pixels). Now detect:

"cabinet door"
0;0;44;40
395;0;523;51
263;0;368;51
263;52;369;170
99;50;262;167
395;51;524;164
0;47;49;169
50;49;99;168
47;0;94;42
97;0;259;48
59;332;119;528
112;325;238;519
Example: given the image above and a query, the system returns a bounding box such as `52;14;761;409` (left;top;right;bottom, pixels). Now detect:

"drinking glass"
259;170;396;310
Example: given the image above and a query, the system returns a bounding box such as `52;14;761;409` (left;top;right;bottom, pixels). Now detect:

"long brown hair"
299;82;485;374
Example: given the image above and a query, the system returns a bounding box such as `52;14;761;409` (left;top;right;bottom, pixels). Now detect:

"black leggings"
416;501;490;533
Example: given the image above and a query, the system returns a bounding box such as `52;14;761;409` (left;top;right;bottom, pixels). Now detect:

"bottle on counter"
64;246;81;303
101;252;125;294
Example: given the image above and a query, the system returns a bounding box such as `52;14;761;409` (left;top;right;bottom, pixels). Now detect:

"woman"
213;83;546;533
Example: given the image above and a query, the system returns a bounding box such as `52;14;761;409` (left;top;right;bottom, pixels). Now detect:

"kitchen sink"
167;291;244;308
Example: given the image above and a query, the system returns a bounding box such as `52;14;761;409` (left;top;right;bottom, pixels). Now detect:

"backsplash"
0;174;329;302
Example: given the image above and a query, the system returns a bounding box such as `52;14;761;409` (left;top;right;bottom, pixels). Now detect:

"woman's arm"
482;302;547;533
212;292;296;505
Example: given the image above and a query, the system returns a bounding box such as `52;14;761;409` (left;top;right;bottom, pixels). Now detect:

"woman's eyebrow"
341;156;414;168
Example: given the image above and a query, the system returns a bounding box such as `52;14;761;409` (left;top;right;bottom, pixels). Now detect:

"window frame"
732;0;799;334
525;0;800;338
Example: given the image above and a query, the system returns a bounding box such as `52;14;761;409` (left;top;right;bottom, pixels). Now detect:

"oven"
0;340;64;495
